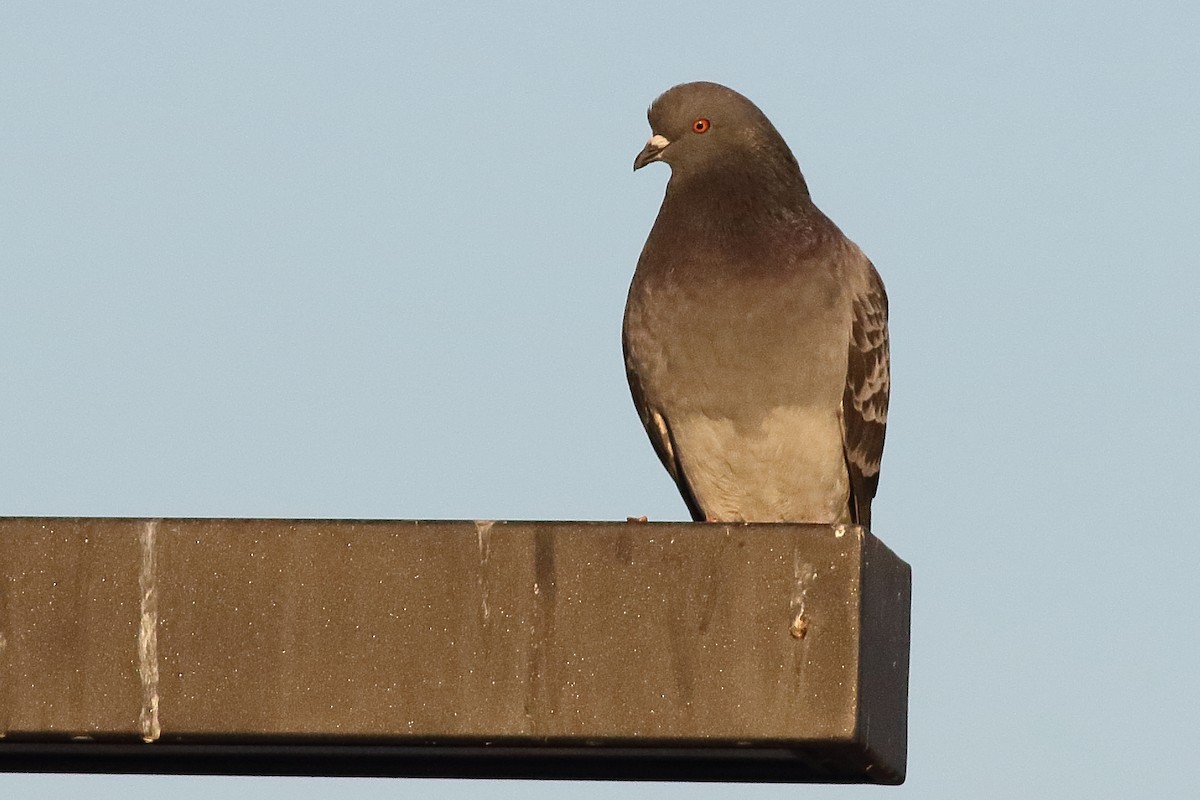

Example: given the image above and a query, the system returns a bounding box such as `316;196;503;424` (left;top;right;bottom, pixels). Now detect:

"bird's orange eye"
692;118;711;134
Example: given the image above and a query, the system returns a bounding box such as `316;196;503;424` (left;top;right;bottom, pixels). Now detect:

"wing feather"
842;260;890;528
623;332;706;522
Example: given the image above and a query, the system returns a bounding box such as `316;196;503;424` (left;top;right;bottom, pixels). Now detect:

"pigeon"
624;81;889;527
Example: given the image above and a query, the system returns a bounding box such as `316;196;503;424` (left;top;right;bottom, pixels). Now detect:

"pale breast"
669;406;851;523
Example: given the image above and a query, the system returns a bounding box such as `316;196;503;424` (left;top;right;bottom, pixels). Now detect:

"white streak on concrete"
138;520;161;742
474;520;494;621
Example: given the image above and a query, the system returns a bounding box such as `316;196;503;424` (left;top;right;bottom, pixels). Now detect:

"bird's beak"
633;134;671;171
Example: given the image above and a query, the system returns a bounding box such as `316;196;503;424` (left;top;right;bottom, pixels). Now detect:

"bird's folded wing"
842;260;890;527
623;341;706;522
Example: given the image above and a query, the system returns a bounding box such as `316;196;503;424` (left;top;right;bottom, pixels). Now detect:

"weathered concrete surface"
0;518;910;783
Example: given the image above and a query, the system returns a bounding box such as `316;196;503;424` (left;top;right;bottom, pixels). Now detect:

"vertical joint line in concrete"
138;520;161;742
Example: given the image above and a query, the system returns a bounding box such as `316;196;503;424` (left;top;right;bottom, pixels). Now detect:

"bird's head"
633;81;802;184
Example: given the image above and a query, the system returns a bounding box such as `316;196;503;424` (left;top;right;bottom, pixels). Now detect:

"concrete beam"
0;518;910;783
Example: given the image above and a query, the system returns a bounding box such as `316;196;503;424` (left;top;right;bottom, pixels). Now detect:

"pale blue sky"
2;2;1198;798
